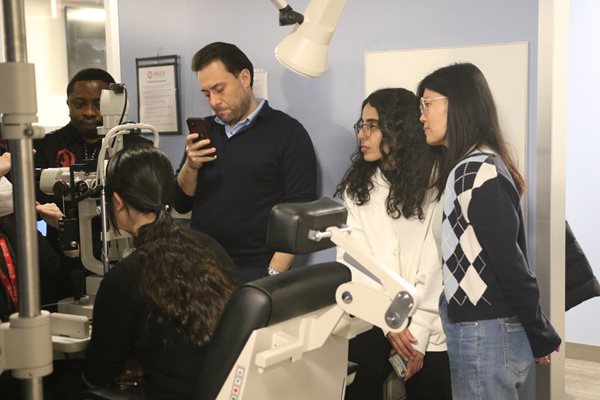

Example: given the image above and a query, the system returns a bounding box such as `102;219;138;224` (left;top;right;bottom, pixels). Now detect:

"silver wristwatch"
267;266;280;276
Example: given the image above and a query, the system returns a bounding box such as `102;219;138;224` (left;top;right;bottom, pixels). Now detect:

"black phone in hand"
186;117;209;144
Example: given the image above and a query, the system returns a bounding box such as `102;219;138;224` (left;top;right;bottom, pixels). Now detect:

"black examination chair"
86;198;410;399
195;197;358;399
194;261;352;399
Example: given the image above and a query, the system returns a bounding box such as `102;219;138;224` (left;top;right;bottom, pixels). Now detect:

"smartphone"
388;354;407;378
186;117;210;144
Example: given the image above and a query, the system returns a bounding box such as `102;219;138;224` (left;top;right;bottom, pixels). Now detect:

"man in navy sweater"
175;42;317;282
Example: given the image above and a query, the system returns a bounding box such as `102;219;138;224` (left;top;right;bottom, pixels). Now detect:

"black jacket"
565;220;600;310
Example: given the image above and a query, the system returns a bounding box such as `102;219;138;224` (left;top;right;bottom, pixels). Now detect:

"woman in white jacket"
336;88;451;400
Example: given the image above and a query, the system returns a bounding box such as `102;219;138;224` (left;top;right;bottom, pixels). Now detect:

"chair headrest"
266;197;347;254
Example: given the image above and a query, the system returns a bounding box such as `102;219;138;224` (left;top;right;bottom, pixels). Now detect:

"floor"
565;357;600;400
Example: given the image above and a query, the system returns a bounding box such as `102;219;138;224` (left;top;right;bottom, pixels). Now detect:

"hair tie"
152;203;170;215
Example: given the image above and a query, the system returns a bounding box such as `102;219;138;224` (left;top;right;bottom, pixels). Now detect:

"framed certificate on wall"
136;55;181;134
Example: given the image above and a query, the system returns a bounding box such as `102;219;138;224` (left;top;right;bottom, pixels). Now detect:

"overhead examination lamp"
271;0;347;78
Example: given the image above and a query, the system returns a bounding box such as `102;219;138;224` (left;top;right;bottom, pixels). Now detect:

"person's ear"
239;68;251;88
113;192;125;212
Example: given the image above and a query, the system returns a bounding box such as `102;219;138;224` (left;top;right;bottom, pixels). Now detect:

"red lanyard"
0;234;18;311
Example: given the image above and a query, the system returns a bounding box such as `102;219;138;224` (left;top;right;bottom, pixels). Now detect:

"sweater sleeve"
404;201;445;355
468;166;561;357
335;196;382;285
279;122;318;203
174;178;194;214
174;150;194;214
405;276;437;354
336;196;364;265
407;293;436;355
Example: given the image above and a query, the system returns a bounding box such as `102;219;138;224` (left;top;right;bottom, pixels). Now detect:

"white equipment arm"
328;226;419;333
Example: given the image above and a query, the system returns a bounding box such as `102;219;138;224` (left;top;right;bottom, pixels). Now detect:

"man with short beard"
175;42;317;282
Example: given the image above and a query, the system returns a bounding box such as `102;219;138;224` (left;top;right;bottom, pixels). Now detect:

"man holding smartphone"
175;42;317;282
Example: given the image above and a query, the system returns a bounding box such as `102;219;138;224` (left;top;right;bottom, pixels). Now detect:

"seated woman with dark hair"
81;145;238;399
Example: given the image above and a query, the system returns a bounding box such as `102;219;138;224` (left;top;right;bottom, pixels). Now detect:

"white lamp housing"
275;0;347;78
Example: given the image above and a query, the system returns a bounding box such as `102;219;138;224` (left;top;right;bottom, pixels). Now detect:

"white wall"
565;0;600;345
24;0;70;130
116;0;540;189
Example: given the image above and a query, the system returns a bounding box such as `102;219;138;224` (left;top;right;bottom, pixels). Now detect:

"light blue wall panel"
117;0;538;193
117;0;540;264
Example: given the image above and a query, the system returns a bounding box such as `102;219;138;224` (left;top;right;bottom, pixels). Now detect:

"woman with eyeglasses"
336;88;451;400
417;63;561;400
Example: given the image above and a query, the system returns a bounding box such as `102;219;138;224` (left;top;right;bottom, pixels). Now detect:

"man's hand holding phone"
185;117;216;170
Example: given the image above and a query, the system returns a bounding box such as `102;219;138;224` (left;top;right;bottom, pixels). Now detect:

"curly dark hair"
335;88;439;219
105;145;237;346
133;223;237;346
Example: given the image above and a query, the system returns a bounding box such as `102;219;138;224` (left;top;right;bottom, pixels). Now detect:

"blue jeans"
439;296;534;400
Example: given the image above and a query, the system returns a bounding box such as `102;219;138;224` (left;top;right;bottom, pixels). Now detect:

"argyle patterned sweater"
442;151;561;357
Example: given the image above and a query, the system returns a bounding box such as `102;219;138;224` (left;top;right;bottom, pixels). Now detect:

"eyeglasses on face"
419;96;447;115
353;121;380;137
